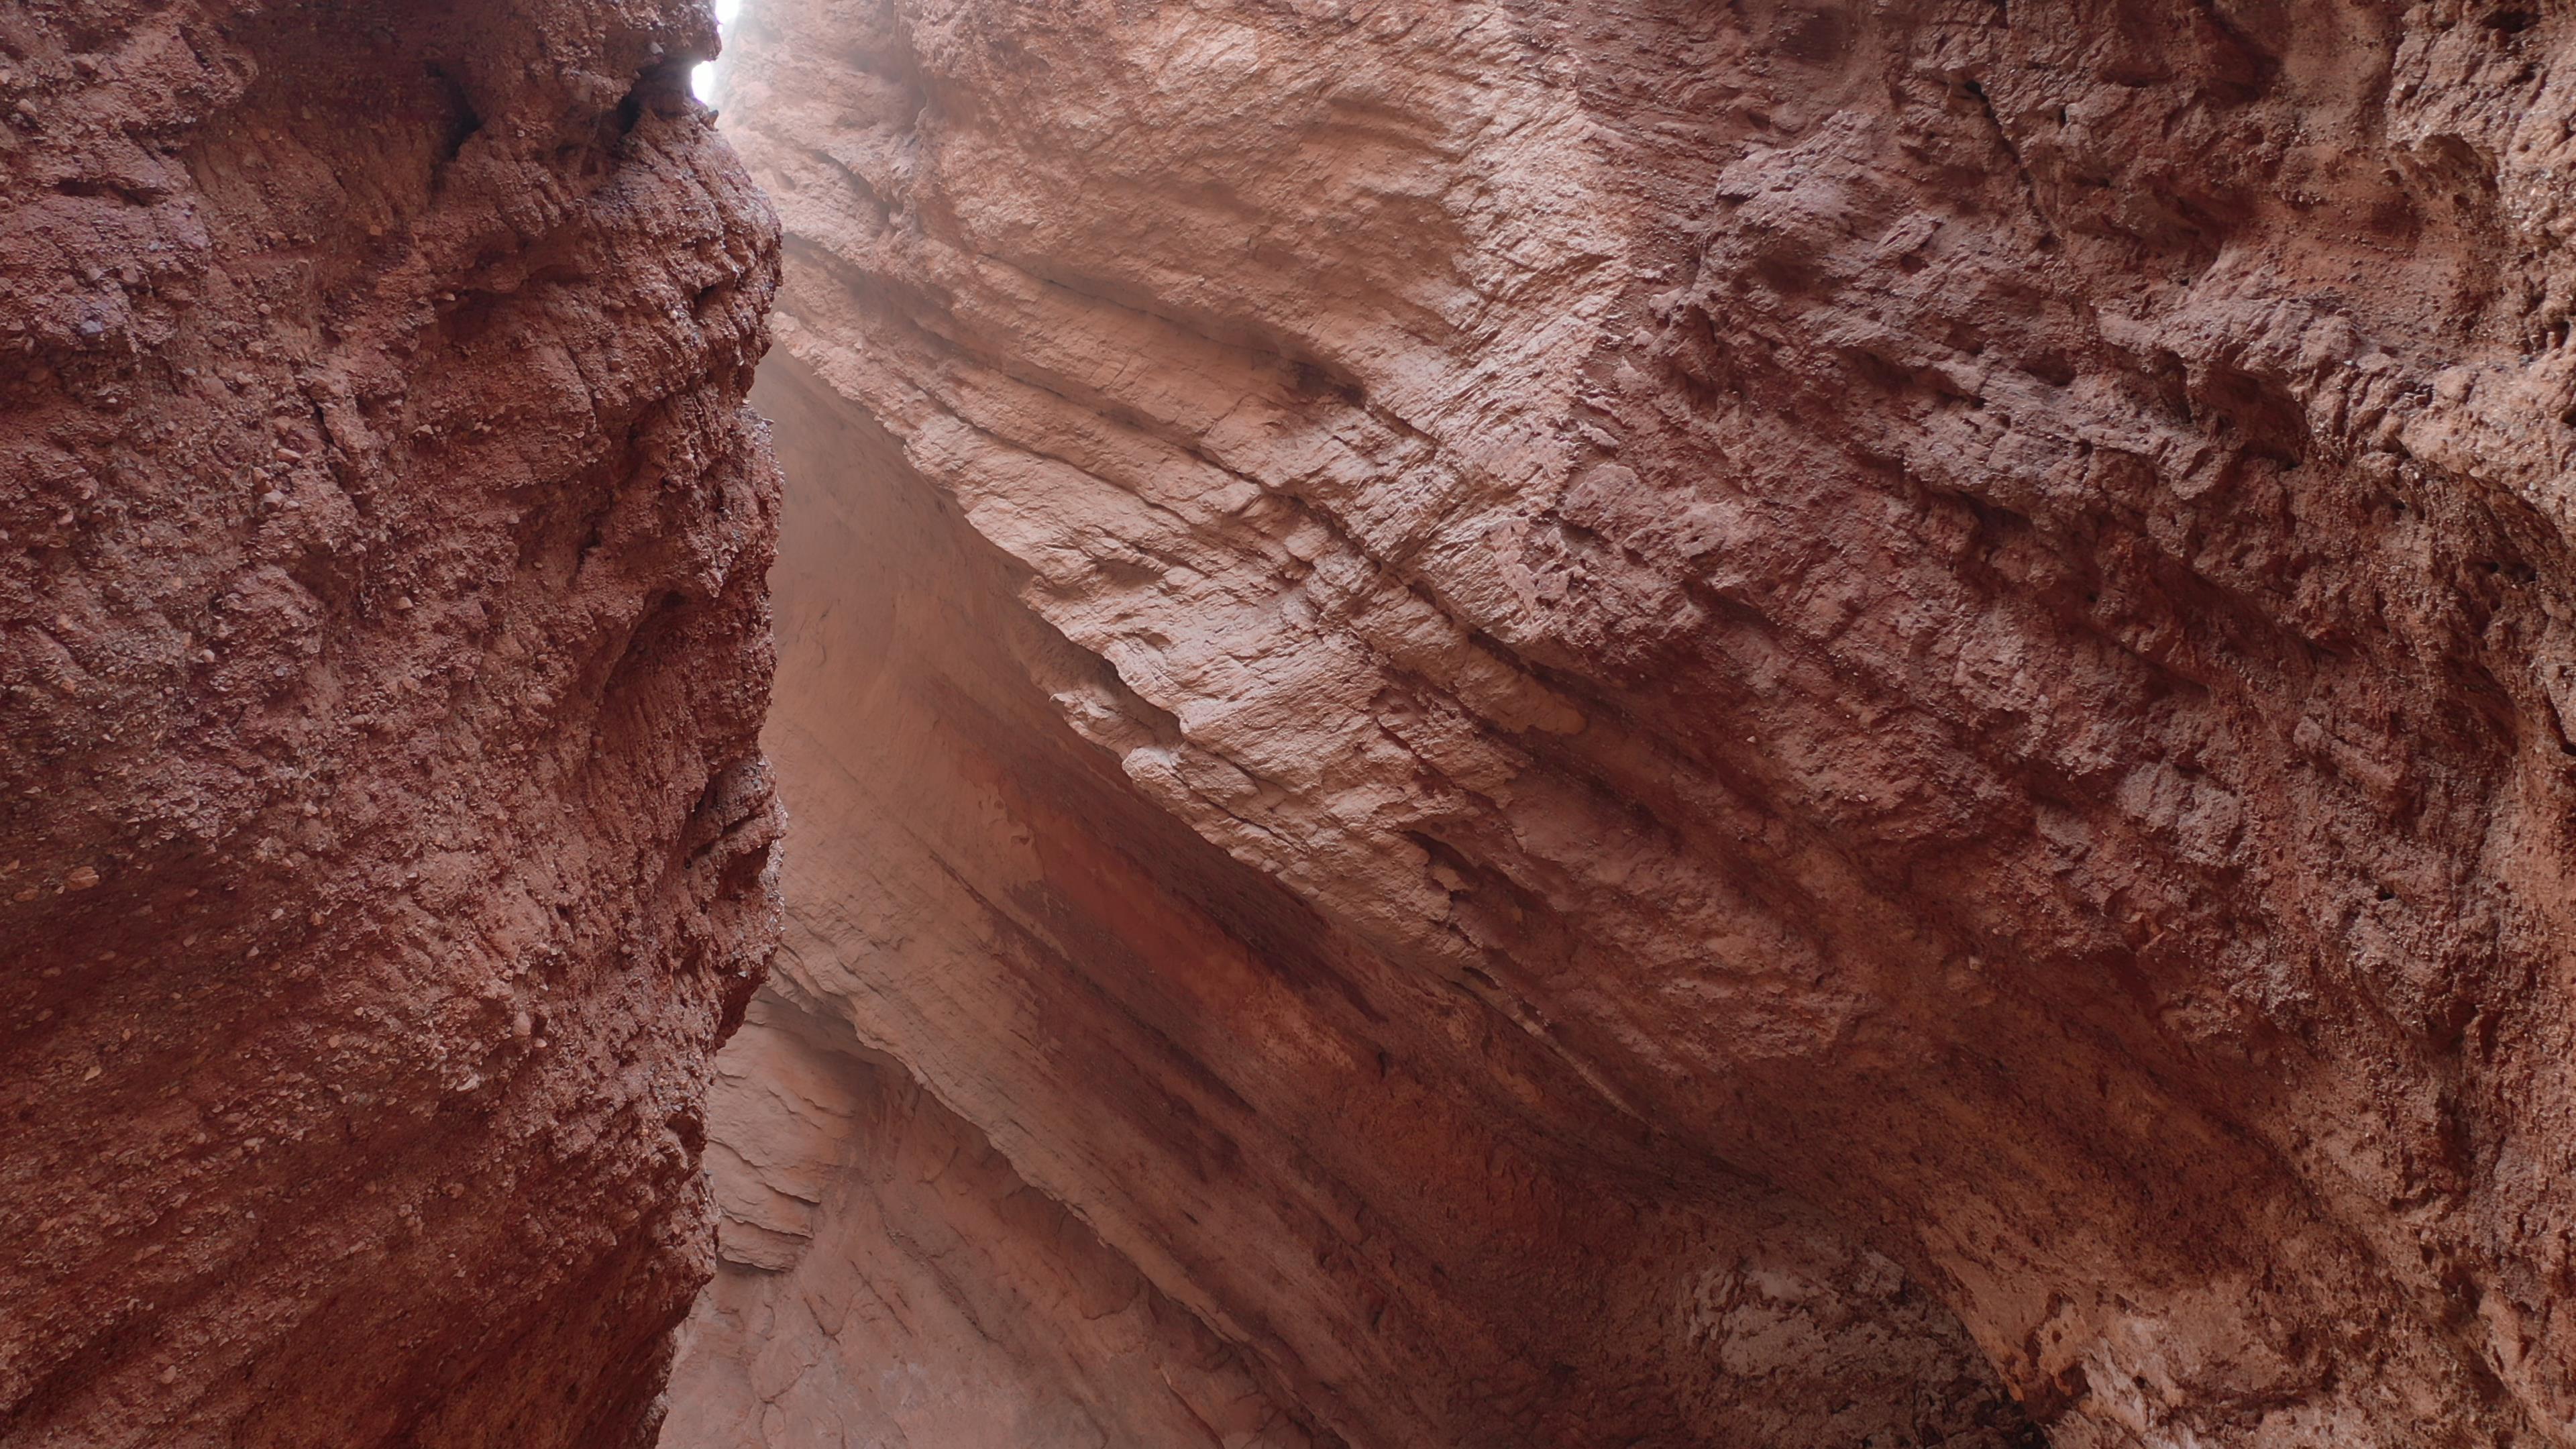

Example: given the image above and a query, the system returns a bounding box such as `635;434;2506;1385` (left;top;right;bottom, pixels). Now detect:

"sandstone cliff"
0;3;780;1445
682;0;2576;1446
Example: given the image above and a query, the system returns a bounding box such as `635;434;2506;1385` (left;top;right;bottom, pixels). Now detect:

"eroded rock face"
687;0;2576;1445
674;356;2030;1447
0;3;780;1446
666;990;1344;1449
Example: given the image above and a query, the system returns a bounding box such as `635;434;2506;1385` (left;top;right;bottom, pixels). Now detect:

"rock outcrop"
0;3;780;1446
683;0;2576;1444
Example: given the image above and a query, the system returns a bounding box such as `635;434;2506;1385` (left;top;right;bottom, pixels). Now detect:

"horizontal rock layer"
686;0;2576;1445
0;2;781;1445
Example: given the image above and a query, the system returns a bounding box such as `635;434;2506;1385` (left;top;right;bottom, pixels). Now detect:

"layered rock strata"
674;355;2029;1446
686;0;2576;1445
0;3;780;1445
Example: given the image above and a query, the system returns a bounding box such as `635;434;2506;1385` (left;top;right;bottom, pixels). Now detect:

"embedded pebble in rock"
0;1;781;1446
674;0;2576;1446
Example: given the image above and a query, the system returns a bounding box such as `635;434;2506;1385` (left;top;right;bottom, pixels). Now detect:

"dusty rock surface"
684;0;2576;1444
0;2;780;1446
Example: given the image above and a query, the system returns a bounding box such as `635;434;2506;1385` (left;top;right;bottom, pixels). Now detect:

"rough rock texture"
0;3;780;1446
686;0;2576;1445
670;348;2037;1448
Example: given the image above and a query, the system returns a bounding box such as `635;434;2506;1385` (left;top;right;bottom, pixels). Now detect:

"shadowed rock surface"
0;2;781;1445
676;0;2576;1445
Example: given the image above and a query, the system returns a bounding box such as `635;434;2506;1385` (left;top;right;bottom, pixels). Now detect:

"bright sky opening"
690;0;745;102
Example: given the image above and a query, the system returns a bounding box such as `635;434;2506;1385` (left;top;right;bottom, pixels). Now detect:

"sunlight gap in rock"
690;0;745;102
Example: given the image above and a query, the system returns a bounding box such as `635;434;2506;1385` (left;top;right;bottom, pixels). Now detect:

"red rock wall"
672;352;2029;1446
665;990;1341;1449
686;0;2576;1444
0;3;780;1446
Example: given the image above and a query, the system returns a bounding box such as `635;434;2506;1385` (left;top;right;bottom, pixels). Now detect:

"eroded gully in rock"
8;1;2573;1447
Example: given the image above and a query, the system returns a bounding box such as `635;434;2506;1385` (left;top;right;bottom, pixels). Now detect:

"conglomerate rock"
679;0;2576;1446
0;2;781;1445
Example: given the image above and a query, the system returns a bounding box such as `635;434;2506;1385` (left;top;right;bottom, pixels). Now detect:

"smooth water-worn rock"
0;3;780;1445
681;0;2576;1444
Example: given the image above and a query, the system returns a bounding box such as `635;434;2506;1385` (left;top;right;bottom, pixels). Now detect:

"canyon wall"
683;0;2576;1445
0;3;780;1446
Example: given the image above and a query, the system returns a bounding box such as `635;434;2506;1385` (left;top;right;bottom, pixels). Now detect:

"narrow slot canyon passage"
656;1;2576;1446
5;1;2575;1447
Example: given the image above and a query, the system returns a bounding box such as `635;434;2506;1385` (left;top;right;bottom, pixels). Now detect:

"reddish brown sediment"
680;1;2576;1445
0;3;782;1445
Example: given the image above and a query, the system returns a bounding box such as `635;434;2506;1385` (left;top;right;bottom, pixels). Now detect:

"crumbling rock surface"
0;2;780;1446
684;0;2576;1444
